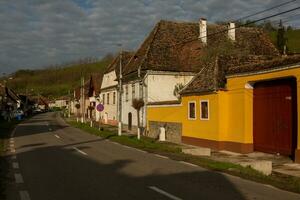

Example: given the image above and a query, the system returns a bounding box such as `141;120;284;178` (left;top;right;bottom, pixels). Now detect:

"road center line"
179;161;198;167
15;173;24;184
154;154;169;159
12;162;19;169
54;134;61;139
73;147;88;156
19;190;31;200
148;186;182;200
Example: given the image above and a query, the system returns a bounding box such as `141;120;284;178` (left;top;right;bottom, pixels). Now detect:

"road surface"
5;112;300;200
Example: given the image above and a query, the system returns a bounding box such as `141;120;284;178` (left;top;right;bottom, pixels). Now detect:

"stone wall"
148;121;182;143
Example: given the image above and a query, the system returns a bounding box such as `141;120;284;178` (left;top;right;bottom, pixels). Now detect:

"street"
6;112;300;200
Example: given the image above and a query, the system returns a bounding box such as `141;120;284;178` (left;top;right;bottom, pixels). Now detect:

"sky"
0;0;299;75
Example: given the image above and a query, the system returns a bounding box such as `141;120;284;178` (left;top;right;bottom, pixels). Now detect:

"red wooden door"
253;78;296;156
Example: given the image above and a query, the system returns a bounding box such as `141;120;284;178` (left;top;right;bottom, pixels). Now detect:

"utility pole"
81;76;84;123
118;49;123;136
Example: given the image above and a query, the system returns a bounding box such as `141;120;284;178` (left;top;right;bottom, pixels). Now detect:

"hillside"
269;29;300;54
6;57;113;99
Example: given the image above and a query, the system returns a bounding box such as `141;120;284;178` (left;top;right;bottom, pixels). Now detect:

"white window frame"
200;100;209;120
188;101;197;120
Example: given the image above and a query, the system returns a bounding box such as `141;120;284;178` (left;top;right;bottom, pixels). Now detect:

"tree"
132;98;144;140
277;20;288;54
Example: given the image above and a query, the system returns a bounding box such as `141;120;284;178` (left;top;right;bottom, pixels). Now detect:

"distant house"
87;73;103;120
99;52;133;125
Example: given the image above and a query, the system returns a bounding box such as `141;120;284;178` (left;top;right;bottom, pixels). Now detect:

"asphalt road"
5;112;300;200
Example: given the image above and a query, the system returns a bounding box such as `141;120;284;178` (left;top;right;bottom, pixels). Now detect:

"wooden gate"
253;78;297;156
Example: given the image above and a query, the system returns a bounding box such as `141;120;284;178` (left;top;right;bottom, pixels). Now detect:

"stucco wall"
147;74;194;103
101;71;118;89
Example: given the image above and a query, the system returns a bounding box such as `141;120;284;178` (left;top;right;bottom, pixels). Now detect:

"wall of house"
101;71;118;89
121;81;142;128
100;88;118;125
99;70;118;125
227;66;300;159
147;74;194;103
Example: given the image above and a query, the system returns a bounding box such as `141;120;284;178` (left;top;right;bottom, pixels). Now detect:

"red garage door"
253;78;297;156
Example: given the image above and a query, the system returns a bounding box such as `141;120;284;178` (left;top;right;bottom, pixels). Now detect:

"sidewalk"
182;142;300;177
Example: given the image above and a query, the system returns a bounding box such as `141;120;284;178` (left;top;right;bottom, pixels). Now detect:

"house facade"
120;20;207;133
99;52;133;125
146;19;300;162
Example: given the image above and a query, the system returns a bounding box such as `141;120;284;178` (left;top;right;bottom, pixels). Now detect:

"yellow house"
147;55;300;163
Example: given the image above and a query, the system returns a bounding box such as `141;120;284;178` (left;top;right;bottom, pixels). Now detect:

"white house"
120;20;207;133
99;52;133;125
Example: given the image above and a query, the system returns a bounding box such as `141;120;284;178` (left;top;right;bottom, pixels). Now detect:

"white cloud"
0;0;299;75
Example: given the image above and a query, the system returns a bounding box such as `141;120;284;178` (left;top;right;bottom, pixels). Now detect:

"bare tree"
132;98;144;140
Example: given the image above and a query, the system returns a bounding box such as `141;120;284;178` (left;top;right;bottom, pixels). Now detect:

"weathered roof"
123;20;279;78
227;55;300;76
89;73;103;96
181;55;300;95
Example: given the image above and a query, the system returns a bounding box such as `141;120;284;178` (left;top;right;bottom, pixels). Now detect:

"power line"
172;6;300;47
233;0;298;22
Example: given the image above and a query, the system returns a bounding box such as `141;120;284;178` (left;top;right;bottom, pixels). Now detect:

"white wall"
147;74;194;103
98;70;119;123
101;71;118;89
99;89;118;123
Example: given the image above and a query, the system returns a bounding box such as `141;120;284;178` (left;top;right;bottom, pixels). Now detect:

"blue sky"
0;0;299;75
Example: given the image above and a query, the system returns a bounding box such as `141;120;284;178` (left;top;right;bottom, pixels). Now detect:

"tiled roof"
89;73;103;96
123;20;279;78
181;55;300;95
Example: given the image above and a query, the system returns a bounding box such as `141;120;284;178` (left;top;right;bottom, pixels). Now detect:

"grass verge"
67;119;300;194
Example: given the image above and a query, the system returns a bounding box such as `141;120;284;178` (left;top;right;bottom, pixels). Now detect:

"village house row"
69;18;300;163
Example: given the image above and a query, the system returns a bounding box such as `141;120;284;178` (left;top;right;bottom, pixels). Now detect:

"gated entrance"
253;78;297;157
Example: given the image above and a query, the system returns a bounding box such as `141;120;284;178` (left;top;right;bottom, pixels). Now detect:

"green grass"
67;119;300;194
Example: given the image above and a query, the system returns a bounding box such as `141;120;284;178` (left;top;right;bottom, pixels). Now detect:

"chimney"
228;22;235;41
199;18;207;44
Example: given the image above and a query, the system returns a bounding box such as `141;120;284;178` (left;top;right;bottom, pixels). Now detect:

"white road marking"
9;139;14;144
14;173;24;184
179;161;198;167
54;134;61;139
19;190;31;200
73;147;88;156
148;186;182;200
154;154;169;159
135;149;147;153
11;148;16;153
12;162;19;169
9;143;14;148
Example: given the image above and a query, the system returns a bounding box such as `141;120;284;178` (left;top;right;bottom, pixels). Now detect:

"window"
200;100;209;120
188;101;196;120
132;83;135;99
102;94;105;104
125;85;129;101
113;92;116;104
107;93;110;105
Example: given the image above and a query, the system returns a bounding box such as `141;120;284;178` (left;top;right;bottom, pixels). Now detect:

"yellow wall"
147;66;300;148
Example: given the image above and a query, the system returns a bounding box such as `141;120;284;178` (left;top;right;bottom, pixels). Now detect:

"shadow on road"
5;143;247;200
